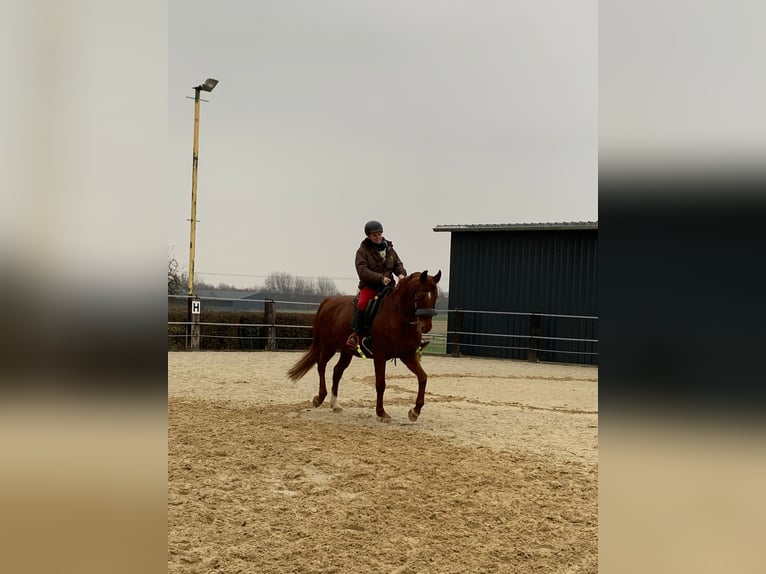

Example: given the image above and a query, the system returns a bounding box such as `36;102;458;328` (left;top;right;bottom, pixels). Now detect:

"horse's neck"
383;282;411;314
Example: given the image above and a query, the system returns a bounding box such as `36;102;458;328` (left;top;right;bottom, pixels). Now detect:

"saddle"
360;285;393;330
350;285;393;358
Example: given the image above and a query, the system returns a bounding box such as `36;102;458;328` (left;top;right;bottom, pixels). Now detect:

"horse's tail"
286;343;319;382
287;299;327;381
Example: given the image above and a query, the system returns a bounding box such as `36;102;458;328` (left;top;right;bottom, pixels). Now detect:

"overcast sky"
169;1;597;294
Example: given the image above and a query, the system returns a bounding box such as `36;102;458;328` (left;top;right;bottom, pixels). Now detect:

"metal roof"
433;221;598;232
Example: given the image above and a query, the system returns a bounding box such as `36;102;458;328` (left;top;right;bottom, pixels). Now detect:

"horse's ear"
434;270;441;283
420;270;428;283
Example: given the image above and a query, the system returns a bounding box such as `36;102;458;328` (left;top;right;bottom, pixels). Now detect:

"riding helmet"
364;220;383;236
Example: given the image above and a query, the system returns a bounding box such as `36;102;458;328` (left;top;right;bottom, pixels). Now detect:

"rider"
347;220;406;352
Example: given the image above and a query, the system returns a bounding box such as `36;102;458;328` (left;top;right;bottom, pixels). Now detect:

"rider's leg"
346;306;362;348
347;288;374;349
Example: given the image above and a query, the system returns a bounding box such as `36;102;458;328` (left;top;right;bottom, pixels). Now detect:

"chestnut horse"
287;270;441;422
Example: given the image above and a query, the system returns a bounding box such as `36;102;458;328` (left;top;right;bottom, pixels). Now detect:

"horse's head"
400;269;441;333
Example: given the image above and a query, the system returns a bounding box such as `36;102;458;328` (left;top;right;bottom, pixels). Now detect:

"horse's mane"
396;271;422;292
383;271;436;319
389;272;421;305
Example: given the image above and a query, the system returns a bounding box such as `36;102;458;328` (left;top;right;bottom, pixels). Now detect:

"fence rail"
167;295;598;363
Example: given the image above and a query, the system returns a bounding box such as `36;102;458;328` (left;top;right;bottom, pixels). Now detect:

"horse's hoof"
332;405;343;413
408;408;419;422
378;414;392;423
312;396;322;408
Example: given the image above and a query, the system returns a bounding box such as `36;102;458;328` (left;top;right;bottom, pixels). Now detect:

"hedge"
168;308;315;351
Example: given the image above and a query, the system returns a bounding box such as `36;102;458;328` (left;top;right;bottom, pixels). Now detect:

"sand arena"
168;351;598;573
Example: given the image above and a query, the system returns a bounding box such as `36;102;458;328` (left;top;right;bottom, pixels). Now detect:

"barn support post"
450;309;463;357
265;299;276;350
528;313;541;362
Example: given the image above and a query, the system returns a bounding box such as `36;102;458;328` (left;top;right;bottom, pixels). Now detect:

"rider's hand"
382;277;391;286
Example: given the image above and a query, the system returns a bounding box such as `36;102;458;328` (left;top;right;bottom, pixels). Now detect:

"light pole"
187;77;219;295
187;78;218;350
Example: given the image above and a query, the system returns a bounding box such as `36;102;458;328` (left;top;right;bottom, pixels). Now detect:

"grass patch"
423;315;448;355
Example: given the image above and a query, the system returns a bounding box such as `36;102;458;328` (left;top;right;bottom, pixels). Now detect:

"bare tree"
194;277;216;290
264;271;295;295
262;271;340;300
293;276;314;299
168;254;186;295
436;287;449;310
316;276;341;297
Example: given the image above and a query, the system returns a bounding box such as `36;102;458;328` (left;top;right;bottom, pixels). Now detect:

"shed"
433;221;598;365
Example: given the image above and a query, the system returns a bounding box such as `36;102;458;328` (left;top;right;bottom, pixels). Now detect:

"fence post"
265;299;276;351
450;309;463;357
528;313;540;362
187;295;201;350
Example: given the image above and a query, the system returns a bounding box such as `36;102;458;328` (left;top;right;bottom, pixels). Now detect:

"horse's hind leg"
312;350;335;407
329;352;352;412
400;354;428;421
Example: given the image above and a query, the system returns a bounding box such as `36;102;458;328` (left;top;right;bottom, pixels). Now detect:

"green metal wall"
445;229;598;364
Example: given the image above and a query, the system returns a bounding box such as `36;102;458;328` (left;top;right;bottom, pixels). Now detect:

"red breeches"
357;287;377;311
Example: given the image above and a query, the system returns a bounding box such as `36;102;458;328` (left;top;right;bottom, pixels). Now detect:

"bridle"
408;284;437;325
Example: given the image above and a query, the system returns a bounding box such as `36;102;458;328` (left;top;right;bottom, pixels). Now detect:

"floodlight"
197;78;219;92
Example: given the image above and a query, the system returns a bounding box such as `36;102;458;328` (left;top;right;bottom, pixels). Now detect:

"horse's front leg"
373;356;391;422
400;354;427;421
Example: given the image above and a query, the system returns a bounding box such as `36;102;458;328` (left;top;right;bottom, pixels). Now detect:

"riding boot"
358;309;374;356
346;307;361;349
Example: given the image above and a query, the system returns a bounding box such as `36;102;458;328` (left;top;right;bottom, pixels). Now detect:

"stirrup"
360;337;374;358
346;334;359;349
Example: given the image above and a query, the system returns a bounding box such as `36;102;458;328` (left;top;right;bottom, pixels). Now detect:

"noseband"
415;307;437;318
